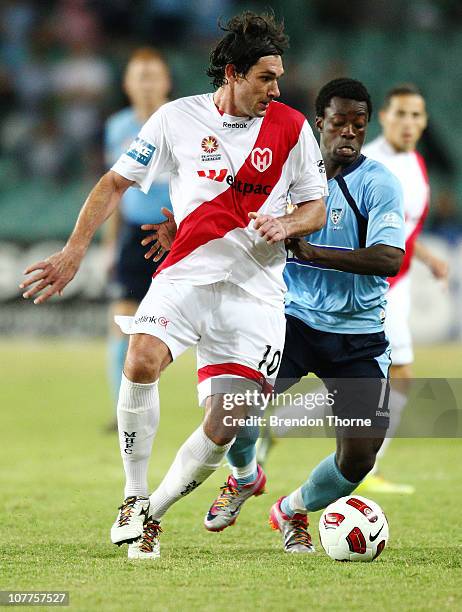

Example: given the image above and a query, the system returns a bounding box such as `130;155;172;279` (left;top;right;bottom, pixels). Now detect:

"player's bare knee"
339;455;375;483
124;344;161;383
203;425;232;446
124;352;160;382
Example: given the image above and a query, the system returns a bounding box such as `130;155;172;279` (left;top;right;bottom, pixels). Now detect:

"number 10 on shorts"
258;344;282;377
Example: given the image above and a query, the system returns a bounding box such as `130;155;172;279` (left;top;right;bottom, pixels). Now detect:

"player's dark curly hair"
207;11;289;89
315;78;373;121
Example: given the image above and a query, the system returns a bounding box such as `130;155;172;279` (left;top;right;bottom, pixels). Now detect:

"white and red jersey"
112;93;328;305
363;135;429;288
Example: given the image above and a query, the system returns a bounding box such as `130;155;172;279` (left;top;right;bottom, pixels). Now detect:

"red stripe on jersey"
197;363;273;394
388;151;429;288
154;102;305;276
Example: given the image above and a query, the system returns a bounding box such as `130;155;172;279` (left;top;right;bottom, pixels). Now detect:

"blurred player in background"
20;11;327;559
360;84;448;494
104;48;173;429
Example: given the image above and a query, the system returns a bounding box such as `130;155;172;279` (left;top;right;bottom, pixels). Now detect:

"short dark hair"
382;83;424;109
315;78;373;121
207;11;289;89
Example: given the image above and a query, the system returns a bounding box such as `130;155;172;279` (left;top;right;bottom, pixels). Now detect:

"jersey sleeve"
289;121;329;205
364;169;406;250
111;106;175;194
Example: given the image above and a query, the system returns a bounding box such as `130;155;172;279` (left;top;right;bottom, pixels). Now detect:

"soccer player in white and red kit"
20;12;328;558
361;84;448;493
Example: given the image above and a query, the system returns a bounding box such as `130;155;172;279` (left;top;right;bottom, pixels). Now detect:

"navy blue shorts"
275;314;391;430
109;220;166;302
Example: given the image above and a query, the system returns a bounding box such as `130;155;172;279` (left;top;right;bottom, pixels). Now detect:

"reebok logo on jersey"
126;137;155;166
317;159;326;173
222;121;248;128
251;147;272;172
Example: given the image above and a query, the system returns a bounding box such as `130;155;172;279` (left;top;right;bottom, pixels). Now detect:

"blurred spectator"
51;45;112;146
24;114;72;182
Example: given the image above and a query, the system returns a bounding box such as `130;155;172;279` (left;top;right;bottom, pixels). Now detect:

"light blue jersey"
285;155;405;334
105;107;172;225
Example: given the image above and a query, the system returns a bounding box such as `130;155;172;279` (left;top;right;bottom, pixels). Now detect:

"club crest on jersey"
330;208;344;226
251;147;272;172
201;135;221;162
126;137;155;166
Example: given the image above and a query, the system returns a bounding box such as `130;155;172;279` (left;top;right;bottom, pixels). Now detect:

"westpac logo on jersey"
197;169;227;182
126;137;155;166
251;147;272;172
197;168;272;195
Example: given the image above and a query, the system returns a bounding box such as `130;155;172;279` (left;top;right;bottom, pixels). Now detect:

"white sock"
370;387;408;475
149;426;235;520
117;373;160;498
285;487;306;515
231;457;257;480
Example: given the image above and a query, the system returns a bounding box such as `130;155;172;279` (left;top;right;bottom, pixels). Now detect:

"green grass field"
1;340;461;611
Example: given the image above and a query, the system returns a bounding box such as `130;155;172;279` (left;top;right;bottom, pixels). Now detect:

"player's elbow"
312;198;327;232
384;248;404;277
105;170;134;196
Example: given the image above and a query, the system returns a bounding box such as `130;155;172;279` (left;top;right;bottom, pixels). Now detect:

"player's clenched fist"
19;248;82;304
248;211;288;244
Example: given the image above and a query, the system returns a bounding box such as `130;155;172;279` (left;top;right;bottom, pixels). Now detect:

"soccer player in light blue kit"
205;78;406;552
105;48;173;425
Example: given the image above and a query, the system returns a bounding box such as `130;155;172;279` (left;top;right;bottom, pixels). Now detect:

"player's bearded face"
318;97;368;167
379;94;427;152
234;55;284;118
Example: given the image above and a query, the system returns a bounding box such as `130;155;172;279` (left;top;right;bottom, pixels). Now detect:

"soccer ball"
319;495;389;562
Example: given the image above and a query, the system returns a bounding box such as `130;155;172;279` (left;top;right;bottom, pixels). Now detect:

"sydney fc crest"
330;208;344;226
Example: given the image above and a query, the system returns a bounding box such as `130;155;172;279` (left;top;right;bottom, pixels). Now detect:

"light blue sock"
226;424;259;486
281;452;359;516
108;335;128;413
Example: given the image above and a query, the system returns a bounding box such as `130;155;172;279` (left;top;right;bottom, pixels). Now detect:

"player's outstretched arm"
141;208;177;262
249;197;326;245
20;170;134;304
287;240;403;276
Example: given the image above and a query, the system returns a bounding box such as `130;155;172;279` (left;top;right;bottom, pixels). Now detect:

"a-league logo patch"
251;147;272;172
126;137;155;166
330;208;344;225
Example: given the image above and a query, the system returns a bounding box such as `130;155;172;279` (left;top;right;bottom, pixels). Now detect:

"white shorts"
115;278;286;406
385;275;413;366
